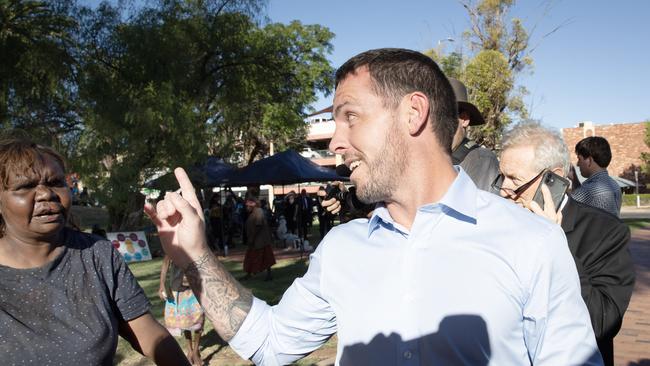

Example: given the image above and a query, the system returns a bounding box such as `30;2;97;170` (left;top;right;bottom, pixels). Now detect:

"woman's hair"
0;138;67;235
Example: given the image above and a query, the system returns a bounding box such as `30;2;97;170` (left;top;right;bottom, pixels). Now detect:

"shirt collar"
367;167;479;237
586;169;608;181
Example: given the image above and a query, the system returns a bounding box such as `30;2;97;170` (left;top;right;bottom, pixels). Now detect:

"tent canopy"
145;157;236;190
217;149;347;186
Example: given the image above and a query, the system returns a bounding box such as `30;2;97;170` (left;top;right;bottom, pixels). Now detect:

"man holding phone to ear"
496;121;635;366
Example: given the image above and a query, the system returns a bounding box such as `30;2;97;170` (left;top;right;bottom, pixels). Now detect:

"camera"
325;184;348;202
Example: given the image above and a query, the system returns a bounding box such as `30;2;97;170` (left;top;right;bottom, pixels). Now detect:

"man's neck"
586;166;606;178
384;156;458;230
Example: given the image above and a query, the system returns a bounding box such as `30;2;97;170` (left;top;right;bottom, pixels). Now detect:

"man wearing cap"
448;78;499;192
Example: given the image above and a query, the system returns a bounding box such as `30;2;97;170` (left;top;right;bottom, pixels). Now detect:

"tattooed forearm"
184;252;253;341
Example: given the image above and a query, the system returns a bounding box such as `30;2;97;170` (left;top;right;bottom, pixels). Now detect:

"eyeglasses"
492;169;547;199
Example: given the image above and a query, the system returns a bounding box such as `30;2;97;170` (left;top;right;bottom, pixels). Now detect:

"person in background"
572;136;622;217
316;186;333;239
208;194;223;252
259;199;274;227
222;191;236;248
447;78;499;192
0;138;189;365
298;189;312;240
91;223;107;239
159;255;205;365
284;191;298;235
496;122;634;366
241;196;275;281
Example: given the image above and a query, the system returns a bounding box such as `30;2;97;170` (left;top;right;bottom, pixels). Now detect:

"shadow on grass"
242;258;309;305
200;329;228;364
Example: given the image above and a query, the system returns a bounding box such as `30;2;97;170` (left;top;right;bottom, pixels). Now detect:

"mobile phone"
532;171;570;212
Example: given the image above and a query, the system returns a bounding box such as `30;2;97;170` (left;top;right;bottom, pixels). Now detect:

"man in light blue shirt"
146;48;602;365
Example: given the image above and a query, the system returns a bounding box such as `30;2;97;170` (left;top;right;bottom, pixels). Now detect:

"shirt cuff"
229;297;271;360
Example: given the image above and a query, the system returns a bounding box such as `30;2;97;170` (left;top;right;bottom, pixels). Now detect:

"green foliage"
642;121;650;175
424;0;539;148
622;194;650;207
426;50;463;79
0;0;79;149
463;50;513;147
68;0;333;228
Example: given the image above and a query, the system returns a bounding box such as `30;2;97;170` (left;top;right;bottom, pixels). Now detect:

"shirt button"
403;350;412;359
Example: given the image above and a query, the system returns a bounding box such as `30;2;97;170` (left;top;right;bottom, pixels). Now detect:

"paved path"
621;206;650;220
615;225;650;366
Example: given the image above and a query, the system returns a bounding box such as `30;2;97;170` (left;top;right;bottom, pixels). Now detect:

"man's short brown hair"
334;48;458;153
575;136;612;168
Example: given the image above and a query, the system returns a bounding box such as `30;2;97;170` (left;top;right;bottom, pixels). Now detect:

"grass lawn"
623;218;650;231
114;228;338;365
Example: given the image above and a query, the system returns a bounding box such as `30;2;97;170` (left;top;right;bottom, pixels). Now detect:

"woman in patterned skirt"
159;255;205;365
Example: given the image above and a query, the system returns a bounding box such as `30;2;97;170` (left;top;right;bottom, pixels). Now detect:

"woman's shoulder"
63;228;113;254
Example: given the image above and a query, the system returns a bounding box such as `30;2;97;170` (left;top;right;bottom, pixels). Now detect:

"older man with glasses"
495;121;635;366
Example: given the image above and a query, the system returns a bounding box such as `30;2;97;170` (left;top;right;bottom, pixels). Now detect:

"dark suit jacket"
561;197;635;366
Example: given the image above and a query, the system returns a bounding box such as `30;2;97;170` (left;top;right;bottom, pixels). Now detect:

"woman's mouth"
32;208;64;223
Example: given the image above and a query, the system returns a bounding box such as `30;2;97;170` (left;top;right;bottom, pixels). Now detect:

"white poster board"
107;231;152;263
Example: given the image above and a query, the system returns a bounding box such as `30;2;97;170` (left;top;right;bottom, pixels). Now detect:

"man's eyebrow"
333;101;350;119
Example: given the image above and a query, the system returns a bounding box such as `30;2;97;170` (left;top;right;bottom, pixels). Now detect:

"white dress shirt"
230;169;602;365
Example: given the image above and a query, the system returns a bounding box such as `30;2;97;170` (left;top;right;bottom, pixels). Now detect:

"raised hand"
526;183;563;225
144;168;210;269
144;168;253;341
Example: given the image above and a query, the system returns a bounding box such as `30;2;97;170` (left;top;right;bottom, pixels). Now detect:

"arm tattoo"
184;252;253;341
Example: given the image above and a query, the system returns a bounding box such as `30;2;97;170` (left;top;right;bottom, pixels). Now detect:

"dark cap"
448;78;485;126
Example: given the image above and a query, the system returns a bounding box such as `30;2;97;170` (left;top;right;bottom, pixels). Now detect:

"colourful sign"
107;231;152;263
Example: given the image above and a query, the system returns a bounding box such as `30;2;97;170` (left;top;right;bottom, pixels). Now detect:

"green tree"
460;0;536;147
0;0;79;150
426;0;563;148
642;121;650;175
463;50;513;147
74;0;333;229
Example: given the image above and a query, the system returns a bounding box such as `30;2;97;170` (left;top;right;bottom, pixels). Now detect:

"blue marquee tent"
217;149;347;186
145;156;236;190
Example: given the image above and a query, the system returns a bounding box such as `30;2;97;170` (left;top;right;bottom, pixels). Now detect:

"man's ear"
458;111;471;129
406;92;429;135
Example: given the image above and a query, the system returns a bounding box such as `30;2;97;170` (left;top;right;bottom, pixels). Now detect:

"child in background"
159;255;205;365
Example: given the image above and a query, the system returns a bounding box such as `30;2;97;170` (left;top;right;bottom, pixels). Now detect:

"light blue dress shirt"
230;169;602;365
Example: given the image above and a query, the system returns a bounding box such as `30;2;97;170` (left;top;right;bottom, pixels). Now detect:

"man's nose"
328;123;349;155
